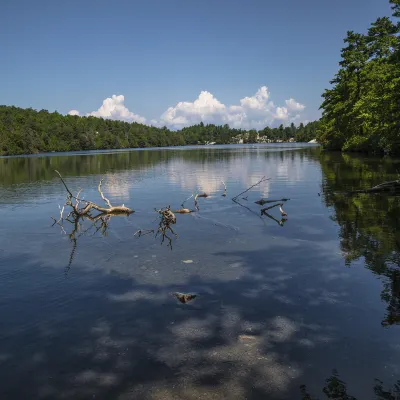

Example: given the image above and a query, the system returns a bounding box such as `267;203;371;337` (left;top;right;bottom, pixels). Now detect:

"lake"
0;144;399;399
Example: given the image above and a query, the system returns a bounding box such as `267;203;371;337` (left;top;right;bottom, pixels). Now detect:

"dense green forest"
0;105;318;156
317;0;400;155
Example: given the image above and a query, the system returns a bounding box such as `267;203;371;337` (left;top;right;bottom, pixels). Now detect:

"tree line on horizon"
317;0;400;155
0;105;318;156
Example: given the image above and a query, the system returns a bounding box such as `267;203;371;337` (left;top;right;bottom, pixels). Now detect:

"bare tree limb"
98;178;113;208
232;176;270;200
54;170;134;216
181;194;194;208
255;198;290;205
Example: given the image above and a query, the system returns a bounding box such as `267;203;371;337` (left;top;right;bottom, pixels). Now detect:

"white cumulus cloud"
69;95;146;124
68;86;306;130
159;86;305;130
285;98;306;112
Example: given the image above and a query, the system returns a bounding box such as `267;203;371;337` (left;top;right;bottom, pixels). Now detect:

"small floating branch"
255;198;290;205
232;176;270;200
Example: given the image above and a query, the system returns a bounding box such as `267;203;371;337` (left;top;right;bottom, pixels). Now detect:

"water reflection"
1;145;400;398
319;152;400;327
300;370;400;399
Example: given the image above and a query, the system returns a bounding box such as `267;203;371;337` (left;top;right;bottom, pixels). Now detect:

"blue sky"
1;0;393;129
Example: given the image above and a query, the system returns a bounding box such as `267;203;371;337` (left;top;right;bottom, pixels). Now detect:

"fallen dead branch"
181;194;193;208
259;202;288;226
54;170;134;216
232;197;265;224
232;176;270;200
51;207;123;275
173;208;193;214
155;206;177;250
196;193;209;198
173;292;197;304
261;211;287;227
260;203;282;213
255;198;290;205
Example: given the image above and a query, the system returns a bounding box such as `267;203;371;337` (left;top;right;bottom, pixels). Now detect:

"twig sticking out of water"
221;180;227;197
233;197;266;224
154;206;178;250
232;176;270;200
181;194;193;208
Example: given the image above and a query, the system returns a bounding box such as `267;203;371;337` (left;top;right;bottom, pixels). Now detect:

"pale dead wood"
279;204;288;217
98;178;112;208
173;208;193;214
54;170;134;216
221;180;227;197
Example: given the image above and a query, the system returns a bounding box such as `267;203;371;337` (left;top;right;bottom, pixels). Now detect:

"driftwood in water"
261;202;288;217
255;198;290;205
348;180;400;195
181;194;193;208
173;208;193;214
232;176;270;200
155;206;177;250
52;205;124;274
261;210;287;227
55;170;134;216
173;292;197;304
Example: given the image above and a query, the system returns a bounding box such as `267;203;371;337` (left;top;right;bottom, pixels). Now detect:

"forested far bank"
0;105;318;156
317;0;400;155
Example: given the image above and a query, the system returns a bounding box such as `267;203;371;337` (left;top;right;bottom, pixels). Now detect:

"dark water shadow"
1;239;399;399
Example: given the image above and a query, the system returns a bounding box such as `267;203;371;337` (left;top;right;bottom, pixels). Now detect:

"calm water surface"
0;144;399;399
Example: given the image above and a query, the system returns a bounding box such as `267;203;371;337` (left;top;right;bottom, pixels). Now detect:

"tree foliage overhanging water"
317;0;400;155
